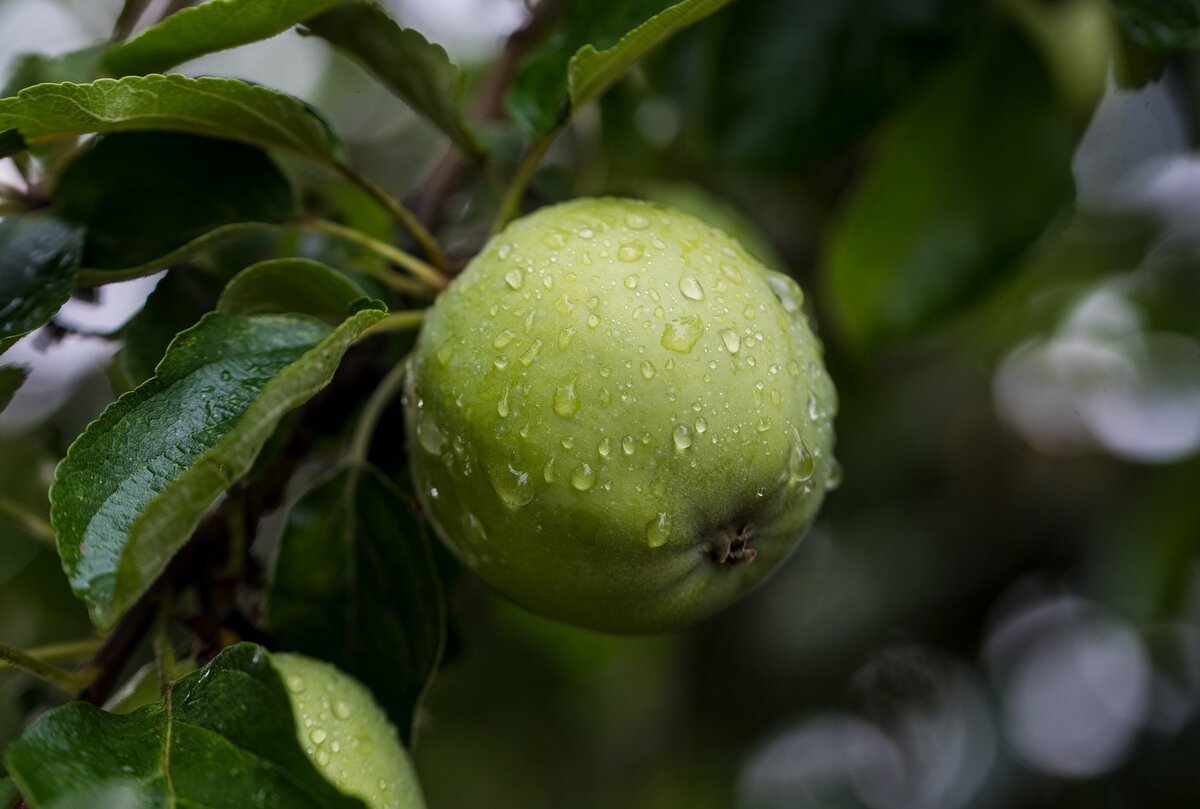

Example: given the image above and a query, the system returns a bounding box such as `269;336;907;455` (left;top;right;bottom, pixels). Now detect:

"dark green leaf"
304;2;482;156
118;270;226;387
672;0;978;171
269;466;445;745
105;0;346;76
50;304;386;628
824;34;1074;350
510;0;728;134
4;643;367;808
0;47;105;97
54;132;297;272
1111;0;1200;50
0;74;342;165
0;365;30;412
0;216;84;355
217;257;366;323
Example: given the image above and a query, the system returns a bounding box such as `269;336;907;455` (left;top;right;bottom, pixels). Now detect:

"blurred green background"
4;0;1200;807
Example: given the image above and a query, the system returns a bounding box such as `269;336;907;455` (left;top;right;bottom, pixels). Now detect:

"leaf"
118;270;227;387
823;33;1074;351
0;365;30;412
0;129;24;158
303;2;483;156
50;303;386;629
54;132;297;272
4;643;367;808
676;0;978;171
0;216;84;355
76;222;281;286
1111;0;1200;51
1;47;105;97
217;257;367;324
269;466;445;745
568;0;731;115
0;74;342;166
0;776;15;806
104;0;346;76
510;0;729;134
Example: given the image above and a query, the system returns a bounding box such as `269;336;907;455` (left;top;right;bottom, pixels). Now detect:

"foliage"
1;0;1198;807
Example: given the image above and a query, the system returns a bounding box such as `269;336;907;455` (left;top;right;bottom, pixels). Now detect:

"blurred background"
4;0;1200;807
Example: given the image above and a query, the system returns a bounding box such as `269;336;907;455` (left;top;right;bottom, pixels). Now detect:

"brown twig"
416;0;567;231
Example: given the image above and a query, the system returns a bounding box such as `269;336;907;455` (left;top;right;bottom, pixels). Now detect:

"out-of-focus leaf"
50;302;386;629
3;644;367;808
269;466;445;745
0;216;84;355
0;365;30;412
511;0;729;134
824;33;1074;350
0;47;104;97
0;776;15;805
54;132;297;272
103;659;199;715
666;0;978;171
104;0;345;76
118;270;226;387
1111;0;1200;51
0;75;342;166
217;257;366;323
304;2;483;156
0;129;23;158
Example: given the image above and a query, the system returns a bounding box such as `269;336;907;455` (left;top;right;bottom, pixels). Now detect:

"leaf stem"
301;217;449;291
0;499;56;548
362;309;425;339
492;133;555;236
153;589;176;700
336;164;450;271
0;638;103;670
349;360;410;466
0;642;89;692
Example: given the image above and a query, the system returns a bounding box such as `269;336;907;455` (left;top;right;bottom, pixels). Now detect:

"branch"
0;499;56;549
338;164;450;272
300;217;448;291
417;0;567;232
0;642;90;692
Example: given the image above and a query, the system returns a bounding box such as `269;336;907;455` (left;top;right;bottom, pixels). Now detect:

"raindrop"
311;729;327;745
788;438;814;483
673;424;694;450
489;462;534;507
553;378;581;417
493;330;516;349
625;274;639;289
646;513;670;548
621;435;636;455
661;316;705;353
418;413;443;454
619;242;645;262
436;346;454;365
625;213;650;229
498;244;513;259
587;313;601;328
559;327;576;349
756;417;772;432
316;750;331;767
720;263;745;284
695;417;708;434
641;361;657;380
571;464;597;491
598;437;612;458
807;392;822;421
287;676;306;693
518;339;542;366
720;329;741;354
680;275;706;301
825;458;843;490
505;269;524;290
497;384;511;418
543;456;556;483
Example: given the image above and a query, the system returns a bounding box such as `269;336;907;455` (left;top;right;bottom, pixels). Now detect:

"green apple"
406;197;837;633
271;653;425;808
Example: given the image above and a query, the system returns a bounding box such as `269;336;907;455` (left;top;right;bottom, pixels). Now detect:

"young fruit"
406;197;837;633
271;653;425;809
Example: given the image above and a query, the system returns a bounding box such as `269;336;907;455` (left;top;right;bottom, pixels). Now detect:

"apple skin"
405;197;837;634
271;653;426;809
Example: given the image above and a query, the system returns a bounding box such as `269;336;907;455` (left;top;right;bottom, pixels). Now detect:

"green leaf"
0;216;84;355
1;47;105;97
76;222;281;286
269;466;445;744
105;0;346;76
50;304;386;629
54;132;297;272
118;270;227;387
4;643;367;808
0;776;15;806
0;74;342;165
303;2;483;156
823;33;1074;351
217;257;367;323
510;0;729;134
1111;0;1200;50
0;365;30;412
